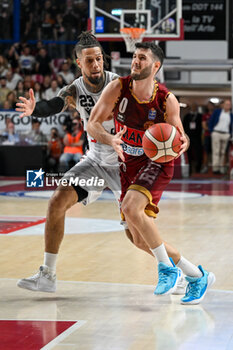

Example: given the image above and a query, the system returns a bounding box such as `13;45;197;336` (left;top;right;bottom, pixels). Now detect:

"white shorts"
62;156;121;205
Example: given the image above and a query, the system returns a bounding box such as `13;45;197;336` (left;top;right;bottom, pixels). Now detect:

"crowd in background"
0;0;88;48
183;99;233;176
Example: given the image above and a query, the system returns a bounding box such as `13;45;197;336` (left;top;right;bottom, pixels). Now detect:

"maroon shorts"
120;157;174;218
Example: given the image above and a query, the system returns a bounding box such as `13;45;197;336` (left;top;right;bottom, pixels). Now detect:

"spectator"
183;102;203;174
5;69;23;90
25;118;47;145
43;79;60;100
66;57;78;77
0;76;11;108
41;75;52;92
34;82;43;102
5;43;20;70
6;91;17;109
20;0;35;40
1;121;20;144
54;13;66;58
2;100;12;110
63;7;79;41
73;0;88;34
35;47;53;76
58;60;75;84
0;0;13;40
23;75;34;90
57;74;66;88
62;108;80;134
201;101;215;173
24;90;30;100
209;99;233;174
42;0;57;18
59;118;84;172
37;12;55;41
33;40;44;56
14;80;25;99
47;127;63;171
0;55;10;77
19;46;35;74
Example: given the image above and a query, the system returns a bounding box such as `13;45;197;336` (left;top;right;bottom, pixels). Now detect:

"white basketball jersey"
73;71;119;166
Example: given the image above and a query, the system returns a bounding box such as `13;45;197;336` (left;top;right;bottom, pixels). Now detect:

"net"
120;28;146;52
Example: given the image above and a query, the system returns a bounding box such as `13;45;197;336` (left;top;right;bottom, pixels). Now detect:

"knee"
48;192;64;216
121;201;137;221
47;185;76;215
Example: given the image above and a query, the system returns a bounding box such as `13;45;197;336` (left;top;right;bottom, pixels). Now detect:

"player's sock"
177;256;202;278
150;243;173;267
44;252;57;273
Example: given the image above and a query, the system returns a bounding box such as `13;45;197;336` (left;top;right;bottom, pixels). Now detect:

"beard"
131;64;153;80
85;72;104;85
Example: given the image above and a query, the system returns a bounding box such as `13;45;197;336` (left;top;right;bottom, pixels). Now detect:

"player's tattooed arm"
58;84;77;111
16;84;77;119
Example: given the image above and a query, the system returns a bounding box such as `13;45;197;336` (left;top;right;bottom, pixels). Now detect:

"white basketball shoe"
17;266;56;293
173;269;187;295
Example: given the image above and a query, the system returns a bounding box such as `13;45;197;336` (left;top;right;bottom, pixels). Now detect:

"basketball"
142;123;182;163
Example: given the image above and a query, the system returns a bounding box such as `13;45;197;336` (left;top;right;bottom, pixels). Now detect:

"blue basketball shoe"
181;266;216;305
154;258;180;295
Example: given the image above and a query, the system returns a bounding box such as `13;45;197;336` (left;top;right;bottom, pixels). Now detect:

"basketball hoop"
120;28;146;53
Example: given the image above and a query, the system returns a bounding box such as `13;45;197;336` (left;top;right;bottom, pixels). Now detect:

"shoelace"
158;269;176;283
29;271;41;280
185;280;202;298
29;268;51;280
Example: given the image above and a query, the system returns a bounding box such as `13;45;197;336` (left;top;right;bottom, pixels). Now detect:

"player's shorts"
120;157;174;219
62;155;121;205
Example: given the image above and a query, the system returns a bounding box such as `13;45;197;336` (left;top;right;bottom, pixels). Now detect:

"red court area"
0;320;77;350
0;217;46;234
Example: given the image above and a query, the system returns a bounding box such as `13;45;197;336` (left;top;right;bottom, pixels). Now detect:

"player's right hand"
111;126;127;162
16;88;36;118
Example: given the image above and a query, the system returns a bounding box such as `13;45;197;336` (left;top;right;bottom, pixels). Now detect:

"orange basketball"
142;123;182;163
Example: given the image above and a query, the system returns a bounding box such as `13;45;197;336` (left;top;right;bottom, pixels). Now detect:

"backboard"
89;0;183;41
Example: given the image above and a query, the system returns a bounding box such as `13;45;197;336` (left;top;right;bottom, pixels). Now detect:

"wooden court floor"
0;181;233;349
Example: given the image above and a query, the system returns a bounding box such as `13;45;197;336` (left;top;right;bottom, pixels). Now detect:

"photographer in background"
59;117;84;172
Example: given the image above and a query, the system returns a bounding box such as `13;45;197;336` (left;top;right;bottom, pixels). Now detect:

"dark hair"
74;30;109;69
135;42;164;68
32;118;41;124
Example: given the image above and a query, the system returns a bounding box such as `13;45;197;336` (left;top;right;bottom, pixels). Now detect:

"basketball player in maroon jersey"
87;42;215;304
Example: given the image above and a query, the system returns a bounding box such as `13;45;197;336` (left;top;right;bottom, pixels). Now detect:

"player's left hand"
175;126;190;158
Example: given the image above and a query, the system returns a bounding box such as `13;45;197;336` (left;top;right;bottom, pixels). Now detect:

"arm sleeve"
208;110;216;133
31;97;65;118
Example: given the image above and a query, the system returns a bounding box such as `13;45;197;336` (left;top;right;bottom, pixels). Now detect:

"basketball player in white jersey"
16;32;184;293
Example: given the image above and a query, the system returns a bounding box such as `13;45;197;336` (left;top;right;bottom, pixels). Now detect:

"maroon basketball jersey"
114;75;170;162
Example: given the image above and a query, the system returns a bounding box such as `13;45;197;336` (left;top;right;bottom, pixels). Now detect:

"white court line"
41;320;87;350
1;278;233;293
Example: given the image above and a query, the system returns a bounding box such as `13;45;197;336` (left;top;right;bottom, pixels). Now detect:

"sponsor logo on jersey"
115;120;144;146
148;108;156;120
122;143;144;156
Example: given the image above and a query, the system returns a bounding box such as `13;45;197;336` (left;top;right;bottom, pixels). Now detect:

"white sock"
177;256;202;278
44;252;57;273
150;243;173;267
